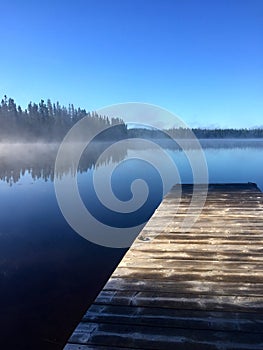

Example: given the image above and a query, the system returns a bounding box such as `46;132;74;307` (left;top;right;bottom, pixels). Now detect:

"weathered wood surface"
65;183;263;350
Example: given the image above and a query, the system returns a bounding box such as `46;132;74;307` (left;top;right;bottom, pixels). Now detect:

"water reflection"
0;141;128;185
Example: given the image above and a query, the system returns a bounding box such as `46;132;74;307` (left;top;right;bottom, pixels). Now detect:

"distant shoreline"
1;136;263;144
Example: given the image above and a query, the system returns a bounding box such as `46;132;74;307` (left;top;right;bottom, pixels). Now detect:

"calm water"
0;139;262;349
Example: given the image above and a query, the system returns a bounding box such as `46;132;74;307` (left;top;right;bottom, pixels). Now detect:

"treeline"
0;96;127;141
129;127;263;139
187;128;263;139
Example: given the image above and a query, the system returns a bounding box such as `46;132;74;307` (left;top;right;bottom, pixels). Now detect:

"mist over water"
0;141;127;184
1;138;262;185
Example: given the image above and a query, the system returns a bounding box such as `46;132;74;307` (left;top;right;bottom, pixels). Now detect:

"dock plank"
64;183;263;349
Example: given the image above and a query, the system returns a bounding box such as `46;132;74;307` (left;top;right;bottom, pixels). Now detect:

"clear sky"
0;0;262;128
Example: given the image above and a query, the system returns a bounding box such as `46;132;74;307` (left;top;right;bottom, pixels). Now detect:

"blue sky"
0;0;262;128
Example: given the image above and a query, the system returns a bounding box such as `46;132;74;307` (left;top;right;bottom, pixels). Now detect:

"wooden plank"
83;304;263;333
105;278;263;296
130;244;263;253
118;258;263;270
65;183;263;349
111;268;263;283
68;322;263;350
123;251;263;262
64;343;144;349
94;290;263;312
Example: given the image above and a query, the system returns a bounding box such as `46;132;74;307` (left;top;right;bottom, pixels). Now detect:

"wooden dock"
64;183;263;350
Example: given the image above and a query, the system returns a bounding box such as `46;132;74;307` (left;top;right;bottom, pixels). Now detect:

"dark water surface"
0;139;262;349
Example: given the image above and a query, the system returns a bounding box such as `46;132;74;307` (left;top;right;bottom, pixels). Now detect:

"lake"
0;139;262;349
